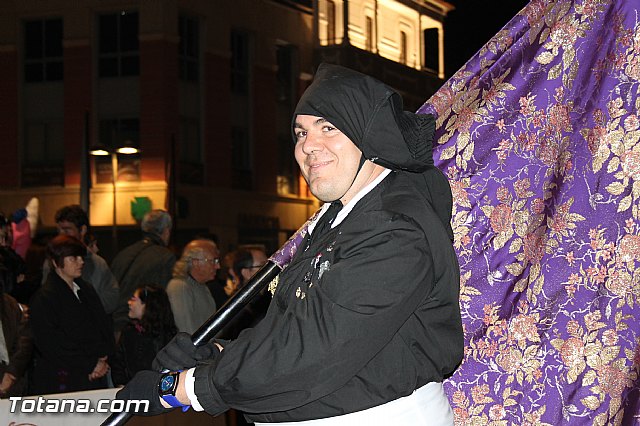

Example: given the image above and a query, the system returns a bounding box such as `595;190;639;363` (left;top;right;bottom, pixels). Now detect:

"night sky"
444;0;530;77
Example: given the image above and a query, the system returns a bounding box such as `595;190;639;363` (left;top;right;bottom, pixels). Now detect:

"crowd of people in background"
0;204;270;409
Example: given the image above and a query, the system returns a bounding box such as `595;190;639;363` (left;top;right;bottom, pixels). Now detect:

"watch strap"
161;394;190;412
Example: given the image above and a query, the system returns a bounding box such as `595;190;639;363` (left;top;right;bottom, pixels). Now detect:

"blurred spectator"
111;210;176;333
217;247;270;340
111;285;177;386
41;205;119;314
0;215;27;299
30;235;114;394
12;234;48;306
0;251;33;398
166;239;219;333
10;208;31;260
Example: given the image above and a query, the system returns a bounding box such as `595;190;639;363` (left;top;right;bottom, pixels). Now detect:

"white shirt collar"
308;168;392;233
71;281;81;300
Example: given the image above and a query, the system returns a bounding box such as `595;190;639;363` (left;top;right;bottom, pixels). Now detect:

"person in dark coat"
30;235;114;395
0;256;33;397
41;205;120;315
111;285;177;386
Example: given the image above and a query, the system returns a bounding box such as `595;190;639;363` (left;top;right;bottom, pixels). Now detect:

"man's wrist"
158;370;192;411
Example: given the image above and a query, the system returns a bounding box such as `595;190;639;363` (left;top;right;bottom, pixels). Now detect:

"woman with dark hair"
111;285;177;386
29;234;114;394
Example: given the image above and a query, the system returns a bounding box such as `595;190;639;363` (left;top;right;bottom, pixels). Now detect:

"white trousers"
255;382;453;426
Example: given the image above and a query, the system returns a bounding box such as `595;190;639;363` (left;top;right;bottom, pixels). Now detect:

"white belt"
255;382;453;426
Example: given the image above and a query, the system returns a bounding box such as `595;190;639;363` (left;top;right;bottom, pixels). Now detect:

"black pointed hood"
293;63;436;173
293;63;454;240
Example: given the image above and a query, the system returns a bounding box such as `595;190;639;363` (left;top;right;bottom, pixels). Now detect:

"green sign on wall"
131;196;152;222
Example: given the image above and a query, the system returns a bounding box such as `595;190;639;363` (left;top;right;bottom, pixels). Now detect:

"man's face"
191;245;221;283
240;249;268;282
57;220;85;241
294;114;362;203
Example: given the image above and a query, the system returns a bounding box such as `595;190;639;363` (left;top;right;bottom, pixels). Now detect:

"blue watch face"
160;375;175;392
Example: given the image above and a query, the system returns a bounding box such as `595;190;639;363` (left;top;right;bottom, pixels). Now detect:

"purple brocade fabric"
417;0;640;424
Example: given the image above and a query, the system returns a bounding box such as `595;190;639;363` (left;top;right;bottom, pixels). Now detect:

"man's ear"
80;225;88;240
50;259;59;269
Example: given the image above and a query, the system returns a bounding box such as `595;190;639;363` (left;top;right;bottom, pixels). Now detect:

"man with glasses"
215;247;270;341
166;239;220;333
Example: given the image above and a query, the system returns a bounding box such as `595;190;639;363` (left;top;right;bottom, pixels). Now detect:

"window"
232;126;252;190
179;117;203;184
179;118;201;164
179;15;199;82
423;28;439;72
231;29;253;189
24;18;63;83
276;45;296;105
96;118;140;182
365;16;373;52
98;11;139;77
22;121;64;186
326;0;336;44
399;31;407;65
276;44;299;195
99;118;139;150
231;30;251;94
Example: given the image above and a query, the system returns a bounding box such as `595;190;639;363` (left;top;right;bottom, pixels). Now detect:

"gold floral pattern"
419;0;640;424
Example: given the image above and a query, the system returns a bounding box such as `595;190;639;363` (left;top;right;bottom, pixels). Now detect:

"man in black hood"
118;63;463;425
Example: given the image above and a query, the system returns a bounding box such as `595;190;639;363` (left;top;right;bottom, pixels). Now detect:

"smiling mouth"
308;160;332;172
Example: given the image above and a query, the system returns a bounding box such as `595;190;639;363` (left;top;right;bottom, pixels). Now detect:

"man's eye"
295;131;306;139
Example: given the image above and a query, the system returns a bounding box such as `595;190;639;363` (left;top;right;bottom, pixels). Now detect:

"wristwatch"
158;371;190;411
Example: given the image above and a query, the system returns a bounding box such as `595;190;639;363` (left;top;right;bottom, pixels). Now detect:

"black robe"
194;171;463;422
30;271;114;394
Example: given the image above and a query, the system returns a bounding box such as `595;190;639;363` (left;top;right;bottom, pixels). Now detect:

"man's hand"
115;370;171;416
152;332;219;371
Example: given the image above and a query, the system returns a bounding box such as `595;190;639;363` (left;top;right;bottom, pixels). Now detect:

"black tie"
313;201;343;237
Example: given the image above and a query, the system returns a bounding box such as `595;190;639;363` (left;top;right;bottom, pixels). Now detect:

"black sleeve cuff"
193;362;229;416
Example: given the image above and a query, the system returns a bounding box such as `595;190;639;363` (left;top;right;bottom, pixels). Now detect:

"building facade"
0;0;451;258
